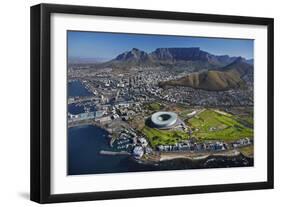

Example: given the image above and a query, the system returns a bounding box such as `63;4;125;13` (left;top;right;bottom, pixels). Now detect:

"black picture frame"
30;3;274;204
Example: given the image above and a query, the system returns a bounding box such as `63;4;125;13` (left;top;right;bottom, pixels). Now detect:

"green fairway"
141;126;189;148
233;114;254;128
188;109;253;141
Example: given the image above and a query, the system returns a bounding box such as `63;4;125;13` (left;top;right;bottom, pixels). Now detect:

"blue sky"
68;31;254;61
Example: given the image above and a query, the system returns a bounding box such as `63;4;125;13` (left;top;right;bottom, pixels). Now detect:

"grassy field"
141;126;189;149
233;114;254;128
138;106;253;149
188;109;253;141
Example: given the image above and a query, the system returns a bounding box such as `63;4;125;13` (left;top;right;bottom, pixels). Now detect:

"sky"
68;31;254;61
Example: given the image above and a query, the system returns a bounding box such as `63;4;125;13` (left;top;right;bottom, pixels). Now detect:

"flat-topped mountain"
159;57;253;91
98;47;249;70
150;47;220;64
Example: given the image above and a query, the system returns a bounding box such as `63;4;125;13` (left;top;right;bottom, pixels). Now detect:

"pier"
68;96;96;104
99;150;131;156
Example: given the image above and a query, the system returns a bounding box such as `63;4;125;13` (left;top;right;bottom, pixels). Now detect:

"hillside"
160;57;253;91
160;69;244;91
220;57;253;82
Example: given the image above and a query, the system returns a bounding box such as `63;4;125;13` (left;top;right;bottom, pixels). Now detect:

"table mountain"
98;47;248;70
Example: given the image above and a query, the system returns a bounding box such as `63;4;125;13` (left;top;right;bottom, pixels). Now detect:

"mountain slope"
160;70;243;91
99;48;155;69
160;57;253;91
98;47;246;70
220;57;253;82
115;48;152;63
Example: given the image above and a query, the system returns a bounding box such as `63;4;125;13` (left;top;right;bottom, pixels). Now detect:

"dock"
99;150;131;156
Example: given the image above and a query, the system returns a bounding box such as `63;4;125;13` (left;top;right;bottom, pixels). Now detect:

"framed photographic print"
30;3;274;203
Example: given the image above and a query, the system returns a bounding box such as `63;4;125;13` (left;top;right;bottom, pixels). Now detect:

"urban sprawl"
68;66;254;162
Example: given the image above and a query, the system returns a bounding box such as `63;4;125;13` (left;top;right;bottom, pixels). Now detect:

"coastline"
140;149;253;164
69;123;253;167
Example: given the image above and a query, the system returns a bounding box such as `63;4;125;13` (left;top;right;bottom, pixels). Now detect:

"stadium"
150;111;184;129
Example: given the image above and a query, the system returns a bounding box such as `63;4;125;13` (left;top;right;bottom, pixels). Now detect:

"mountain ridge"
159;57;253;91
99;47;251;71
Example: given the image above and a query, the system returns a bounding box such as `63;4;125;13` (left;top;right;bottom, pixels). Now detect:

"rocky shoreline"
138;149;253;165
